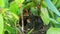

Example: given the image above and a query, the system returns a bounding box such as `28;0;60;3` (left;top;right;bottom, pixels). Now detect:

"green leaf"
57;17;60;22
48;10;55;18
15;0;24;4
0;0;5;8
30;7;38;16
0;14;4;34
4;24;16;34
47;27;60;34
4;0;9;8
52;0;57;5
24;2;35;9
41;7;50;25
44;0;60;16
41;1;46;8
10;1;19;15
48;18;59;24
11;12;19;20
56;0;60;8
28;29;34;34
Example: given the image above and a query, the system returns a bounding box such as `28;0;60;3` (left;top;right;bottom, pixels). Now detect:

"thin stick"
19;4;24;34
37;0;42;16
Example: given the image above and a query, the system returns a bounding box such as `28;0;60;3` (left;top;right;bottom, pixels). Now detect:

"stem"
19;4;24;34
37;0;42;16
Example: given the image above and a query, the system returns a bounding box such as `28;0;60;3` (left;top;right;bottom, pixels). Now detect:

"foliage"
0;0;60;34
47;27;60;34
0;14;4;34
0;0;5;8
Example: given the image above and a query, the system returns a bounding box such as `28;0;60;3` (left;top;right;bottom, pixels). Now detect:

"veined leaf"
44;0;60;16
0;14;4;34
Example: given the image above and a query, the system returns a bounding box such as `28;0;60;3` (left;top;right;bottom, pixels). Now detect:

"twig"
19;4;24;34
